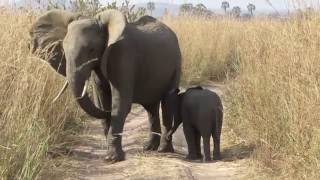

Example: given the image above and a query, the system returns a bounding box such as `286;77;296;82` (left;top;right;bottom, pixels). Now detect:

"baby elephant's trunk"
166;120;181;140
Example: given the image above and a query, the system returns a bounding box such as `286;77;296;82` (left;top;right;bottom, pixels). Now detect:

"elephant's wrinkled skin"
167;86;223;162
29;10;181;162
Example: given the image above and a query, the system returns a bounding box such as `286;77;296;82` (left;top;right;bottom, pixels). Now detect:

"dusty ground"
55;83;253;180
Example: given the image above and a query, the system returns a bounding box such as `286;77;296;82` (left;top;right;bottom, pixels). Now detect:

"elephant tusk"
76;58;99;72
79;80;89;99
52;81;69;103
151;132;161;136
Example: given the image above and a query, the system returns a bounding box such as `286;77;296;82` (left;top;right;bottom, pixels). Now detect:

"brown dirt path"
61;82;252;180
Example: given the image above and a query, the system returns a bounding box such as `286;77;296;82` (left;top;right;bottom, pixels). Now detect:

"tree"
221;1;230;14
179;3;193;15
232;6;241;18
247;3;256;16
194;3;206;14
179;3;212;17
194;3;212;17
164;7;169;16
195;3;207;11
147;1;155;15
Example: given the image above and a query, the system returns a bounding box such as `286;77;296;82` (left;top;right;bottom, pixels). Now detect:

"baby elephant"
167;86;223;162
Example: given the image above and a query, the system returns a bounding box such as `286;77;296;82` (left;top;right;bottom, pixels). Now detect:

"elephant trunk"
166;113;182;140
66;59;109;119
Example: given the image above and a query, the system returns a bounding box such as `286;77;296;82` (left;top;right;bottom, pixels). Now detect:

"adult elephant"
29;10;181;162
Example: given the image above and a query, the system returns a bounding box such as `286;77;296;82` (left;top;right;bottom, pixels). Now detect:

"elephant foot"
213;153;222;160
196;153;203;159
186;154;201;160
143;134;160;151
203;157;212;163
104;148;125;163
158;142;174;153
104;135;125;163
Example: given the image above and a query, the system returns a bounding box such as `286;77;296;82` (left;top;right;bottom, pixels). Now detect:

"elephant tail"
174;50;182;88
167;67;181;95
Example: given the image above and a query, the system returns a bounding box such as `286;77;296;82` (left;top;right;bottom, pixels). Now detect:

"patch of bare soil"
56;83;252;180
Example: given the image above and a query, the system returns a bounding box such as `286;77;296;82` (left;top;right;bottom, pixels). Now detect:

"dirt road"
62;83;252;180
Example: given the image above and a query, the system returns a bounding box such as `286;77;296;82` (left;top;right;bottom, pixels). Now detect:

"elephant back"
131;15;157;26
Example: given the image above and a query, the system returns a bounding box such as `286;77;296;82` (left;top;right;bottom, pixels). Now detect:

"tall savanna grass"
165;14;320;179
164;16;241;84
0;10;84;179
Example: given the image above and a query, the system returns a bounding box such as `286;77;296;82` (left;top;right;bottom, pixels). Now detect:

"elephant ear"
95;9;126;47
29;10;81;76
95;10;126;79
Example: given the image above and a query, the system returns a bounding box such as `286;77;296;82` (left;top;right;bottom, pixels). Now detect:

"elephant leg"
158;100;174;153
213;109;223;160
183;124;198;160
105;90;132;162
195;132;203;159
142;102;161;151
203;136;211;162
91;71;112;139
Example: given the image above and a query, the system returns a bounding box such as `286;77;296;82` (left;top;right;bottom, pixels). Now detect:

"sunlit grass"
164;16;241;84
0;10;85;179
165;14;320;179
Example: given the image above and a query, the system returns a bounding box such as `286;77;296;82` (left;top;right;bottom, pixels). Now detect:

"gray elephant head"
62;10;126;118
29;9;125;118
29;10;81;76
167;86;206;139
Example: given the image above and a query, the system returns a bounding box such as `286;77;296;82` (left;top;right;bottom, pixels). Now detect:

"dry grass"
165;15;320;179
164;16;241;84
0;10;85;179
225;16;320;179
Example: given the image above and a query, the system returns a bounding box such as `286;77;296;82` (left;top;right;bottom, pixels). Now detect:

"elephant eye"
37;24;52;29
